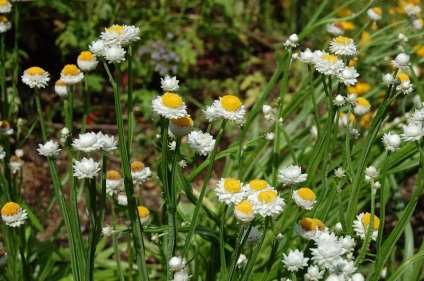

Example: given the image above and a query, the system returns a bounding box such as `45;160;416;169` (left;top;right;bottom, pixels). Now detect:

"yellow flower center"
0;16;7;23
297;187;315;201
313;219;325;230
299;217;317;231
372;7;382;15
61;64;79;76
107;170;121;180
0;0;8;6
339;20;355;30
257;190;277;203
108;25;123;35
26;67;45;76
171;116;193;128
1;202;21;216
161;93;183;108
322;54;338;64
356;97;370;107
223;178;241;193
78;51;94;61
131;161;145;172
55;80;66;86
0;120;9;128
413;45;424;58
335;36;353;45
249;179;268;191
220;95;242;111
361;213;380;230
137;206;150;218
235;201;254;214
396;72;410;82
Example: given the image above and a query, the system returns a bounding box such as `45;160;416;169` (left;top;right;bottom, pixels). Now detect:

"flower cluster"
401;103;424;142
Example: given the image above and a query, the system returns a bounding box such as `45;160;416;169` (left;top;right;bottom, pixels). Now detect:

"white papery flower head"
311;232;346;269
382;132;401;151
152;93;187;119
169;256;184;271
204;95;246;124
73;157;100;179
104;45;126;64
37;140;61;158
351;273;365;281
117;192;128;206
353;97;371;117
314;53;345;76
338;66;359;86
9;155;24;174
215;178;245;205
298;48;316;64
0;16;11;33
292;187;317;210
0;1;12;13
365;166;379;182
338;235;356;252
89;39;105;56
404;3;421;16
131;161;151;185
0;120;13;135
101;225;113;237
334;95;346;106
97;132;118;154
172;270;192;281
326;274;344;281
77;51;98;72
60;64;84;85
137;206;150;225
236;254;248;268
353;212;379;240
391;53;410;70
277;164;307;186
329;36;357;57
100;24;140;46
295;217;326;240
234;200;255;225
282;249;309;272
283;33;299;48
243;179;273;197
54;80;68;97
326;23;344;36
1;202;27;227
248;189;285;217
367;7;382;22
106;170;123;195
72;132;101;152
21;67;50;88
304;265;324;281
169;116;194;138
401;123;424;141
187;131;215;156
161;75;180;92
409;107;424;125
382;73;394;85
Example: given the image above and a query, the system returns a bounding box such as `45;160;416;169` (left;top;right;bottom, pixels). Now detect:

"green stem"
111;204;125;281
18;227;31;281
81;75;89;134
0;33;6;119
67;86;74;133
307;65;321;136
219;205;228;280
86;178;97;281
34;89;47;141
127;45;134;153
228;226;245;281
377;151;391;251
12;0;21;120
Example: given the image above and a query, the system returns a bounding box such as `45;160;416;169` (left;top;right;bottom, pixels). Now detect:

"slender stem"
12;1;21;119
219;205;228;280
228;225;245;281
127;45;134;153
307;65;321;136
67;86;74;133
34;89;47;141
0;33;7;118
111;204;125;281
80;75;89;134
18;227;31;281
377;151;391;251
86;178;97;281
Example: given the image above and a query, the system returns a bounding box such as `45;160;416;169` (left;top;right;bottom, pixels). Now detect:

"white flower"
382;132;401;151
265;132;275;140
169;256;184;271
187;131;215;156
353;97;371;117
89;40;105;56
326;274;344;281
248;189;285;217
152;93;187;119
401;123;424;141
161;75;180;92
100;24;140;46
391;53;410;70
0;17;11;33
77;51;98;72
243;179;273;197
1;202;28;227
409;107;424;125
73;157;100;179
234;200;255;225
169;116;193;138
329;36;357;57
353;212;379;240
314;53;344;76
0;120;13;135
37;140;61;158
298;48;316;64
72;132;101;152
102;225;113;237
9;156;23;174
172;270;192;281
334;95;346;106
117;192;128;206
326;23;344;36
412;18;423;30
215;178;245;205
106;170;123;195
367;7;382;22
54;80;68;97
236;254;248;268
204;95;246;124
382;73;394;85
282;249;309;272
283;33;299;48
295;218;326;240
292;187;316;210
404;3;421;16
396;80;414;95
277;164;307;186
351;273;365;281
168;141;176;150
0;1;12;13
373;181;381;190
365;166;379;182
304;265;324;281
137;206;150;226
262;104;274;120
104;45;126;64
97;132;118;154
337;67;359;86
131;161;151;185
21;67;50;88
334;167;345;178
346;94;357;105
60;64;84;85
350;128;360;139
339;235;356;253
178;160;187;168
311;232;346;269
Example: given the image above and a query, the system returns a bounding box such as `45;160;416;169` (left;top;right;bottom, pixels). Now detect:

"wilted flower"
21;67;50;88
1;202;27;227
37;140;61;158
73;157;100;179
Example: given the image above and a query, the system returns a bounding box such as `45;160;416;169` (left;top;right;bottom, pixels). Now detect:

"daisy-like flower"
391;53;410;70
172;270;192;281
277;164;307;186
106;170;123;195
97;132;118;154
249;189;285;217
89;39;105;56
396;72;414;95
0;120;13;135
382;73;394;85
339;235;356;252
0;16;11;33
117;192;128;206
37;140;61;158
54;80;68;97
204;95;246;124
60;64;84;85
244;179;272;197
10;155;23;174
101;225;114;237
100;24;140;46
21;66;50;88
311;232;346;269
353;212;380;240
297;48;316;64
333;95;345;106
382;132;401;151
334;167;346;178
187;131;215;156
152;92;187;119
401;122;424;141
169;256;184;272
77;51;98;72
138;206;150;225
338;113;355;128
234;200;255;225
131;161;151;185
365;166;379;182
329;36;357;57
338;66;359;86
236;254;248;268
161;75;179;92
72;132;101;152
295;217;326;240
1;202;27;227
367;7;382;22
104;45;126;64
404;3;421;16
215;178;245;205
73;157;100;179
314;53;344;76
304;265;325;281
0;1;12;13
353;97;371;117
282;249;309;272
292;187;317;210
412;18;424;30
169;115;193;138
